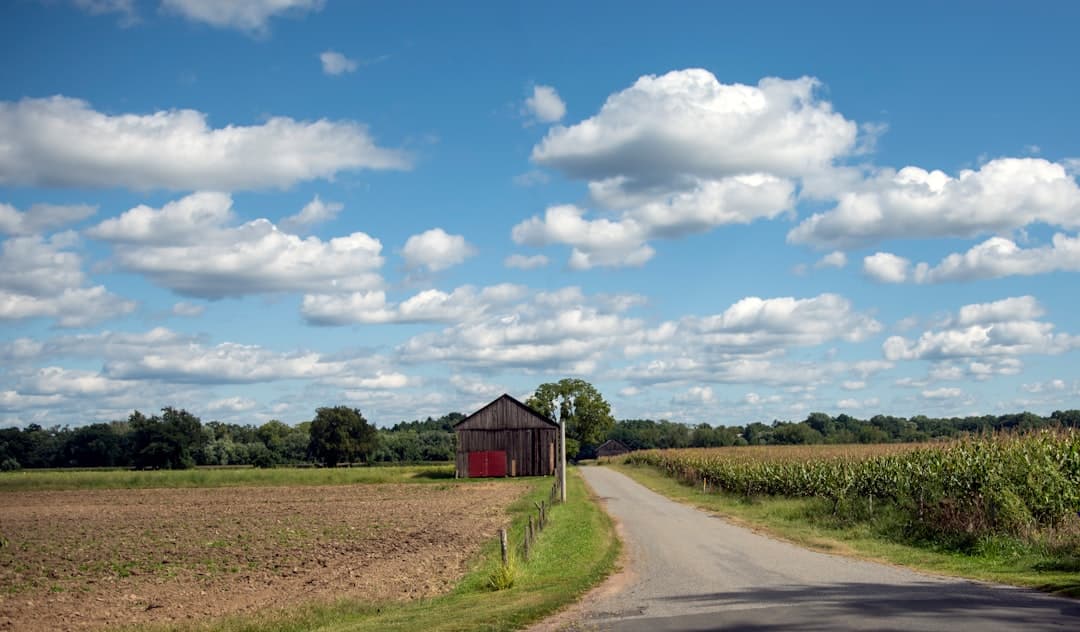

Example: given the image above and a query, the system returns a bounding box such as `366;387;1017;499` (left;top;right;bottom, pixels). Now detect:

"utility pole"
560;416;567;502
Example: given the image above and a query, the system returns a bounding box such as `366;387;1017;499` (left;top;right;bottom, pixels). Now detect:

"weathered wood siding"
454;394;559;477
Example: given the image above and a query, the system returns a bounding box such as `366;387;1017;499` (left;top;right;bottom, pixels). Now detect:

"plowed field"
0;481;524;631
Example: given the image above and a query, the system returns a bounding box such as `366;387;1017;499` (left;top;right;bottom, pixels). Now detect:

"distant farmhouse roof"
596;439;631;457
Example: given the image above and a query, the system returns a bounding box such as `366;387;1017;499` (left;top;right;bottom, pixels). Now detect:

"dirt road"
572;466;1080;631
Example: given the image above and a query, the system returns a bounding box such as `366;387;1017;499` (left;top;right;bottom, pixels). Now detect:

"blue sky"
2;0;1079;428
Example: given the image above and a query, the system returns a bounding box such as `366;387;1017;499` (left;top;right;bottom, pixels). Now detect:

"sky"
2;0;1079;429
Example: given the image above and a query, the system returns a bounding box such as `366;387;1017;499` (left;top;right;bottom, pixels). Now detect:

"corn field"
624;430;1080;542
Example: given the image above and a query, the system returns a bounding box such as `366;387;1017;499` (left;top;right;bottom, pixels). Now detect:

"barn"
453;394;559;478
596;439;631;458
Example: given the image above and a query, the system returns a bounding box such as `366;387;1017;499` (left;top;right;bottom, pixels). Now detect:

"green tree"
308;406;378;467
526;378;615;458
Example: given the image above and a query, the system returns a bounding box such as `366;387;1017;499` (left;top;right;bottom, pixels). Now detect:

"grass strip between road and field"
610;462;1080;598
0;464;458;491
135;466;619;632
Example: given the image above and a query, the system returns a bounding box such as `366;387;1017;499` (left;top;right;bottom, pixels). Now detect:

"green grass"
130;467;618;632
612;462;1080;598
0;464;455;492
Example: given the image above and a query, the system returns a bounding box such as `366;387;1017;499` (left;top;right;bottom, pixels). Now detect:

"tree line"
2;378;1078;470
0;406;462;471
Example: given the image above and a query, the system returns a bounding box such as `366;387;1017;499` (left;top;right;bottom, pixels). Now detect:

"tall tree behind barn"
454;394;559;478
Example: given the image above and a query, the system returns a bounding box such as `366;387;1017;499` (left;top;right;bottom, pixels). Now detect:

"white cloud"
956;296;1044;326
512;204;653;269
103;340;344;384
280;195;344;232
789;158;1080;249
672;386;715;405
398;287;646;371
863;252;911;283
302;283;527;326
533;70;856;183
512;170;550;187
670;294;881;353
320;51;358;75
841;380;866;390
206;397;258;413
18;367;128;396
815;250;847;269
171;301;205;317
913;234;1080;283
0;96;408;191
0;202;96;236
524;85;566;123
884;296;1078;361
513;175;794;269
504;253;549;269
922;387;963;400
1021;379;1067;394
401;228;476;272
0;233;134;327
515;69;851;268
162;0;323;34
72;0;137;25
88;192;384;299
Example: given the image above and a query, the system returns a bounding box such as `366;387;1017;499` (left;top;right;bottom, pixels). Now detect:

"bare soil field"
0;481;525;631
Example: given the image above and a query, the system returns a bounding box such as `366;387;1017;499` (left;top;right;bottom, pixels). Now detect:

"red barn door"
467;451;507;477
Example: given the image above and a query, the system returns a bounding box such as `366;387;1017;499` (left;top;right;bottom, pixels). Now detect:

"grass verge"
136;467;619;632
0;464;455;492
611;462;1080;598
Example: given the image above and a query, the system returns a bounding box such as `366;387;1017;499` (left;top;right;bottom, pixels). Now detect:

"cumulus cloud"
672;386;716;405
302;283;526;326
863;252;911;283
533;70;856;183
398;286;647;372
883;296;1078;361
0;233;134;327
103;341;344;384
815;250;847;269
88;192;384;299
280;195;343;232
0;202;97;236
72;0;138;25
401;228;476;272
320;51;358;75
922;387;963;400
162;0;323;34
668;294;881;353
504;253;549;269
788;158;1080;249
513;69;853;268
524;85;566;123
206;397;258;412
512;204;654;269
0;96;408;191
912;234;1080;283
171;301;205;317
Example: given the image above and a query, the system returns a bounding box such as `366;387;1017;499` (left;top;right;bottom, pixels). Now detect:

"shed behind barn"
454;394;559;478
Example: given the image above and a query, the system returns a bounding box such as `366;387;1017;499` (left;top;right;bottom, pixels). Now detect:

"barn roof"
453;393;559;431
597;439;630;452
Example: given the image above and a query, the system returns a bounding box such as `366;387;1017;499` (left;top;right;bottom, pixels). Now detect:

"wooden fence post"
499;528;508;566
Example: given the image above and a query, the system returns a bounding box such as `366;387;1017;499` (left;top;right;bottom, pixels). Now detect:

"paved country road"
569;466;1080;631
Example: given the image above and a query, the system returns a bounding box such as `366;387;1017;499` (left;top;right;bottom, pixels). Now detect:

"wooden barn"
596;439;631;458
453;394;559;478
